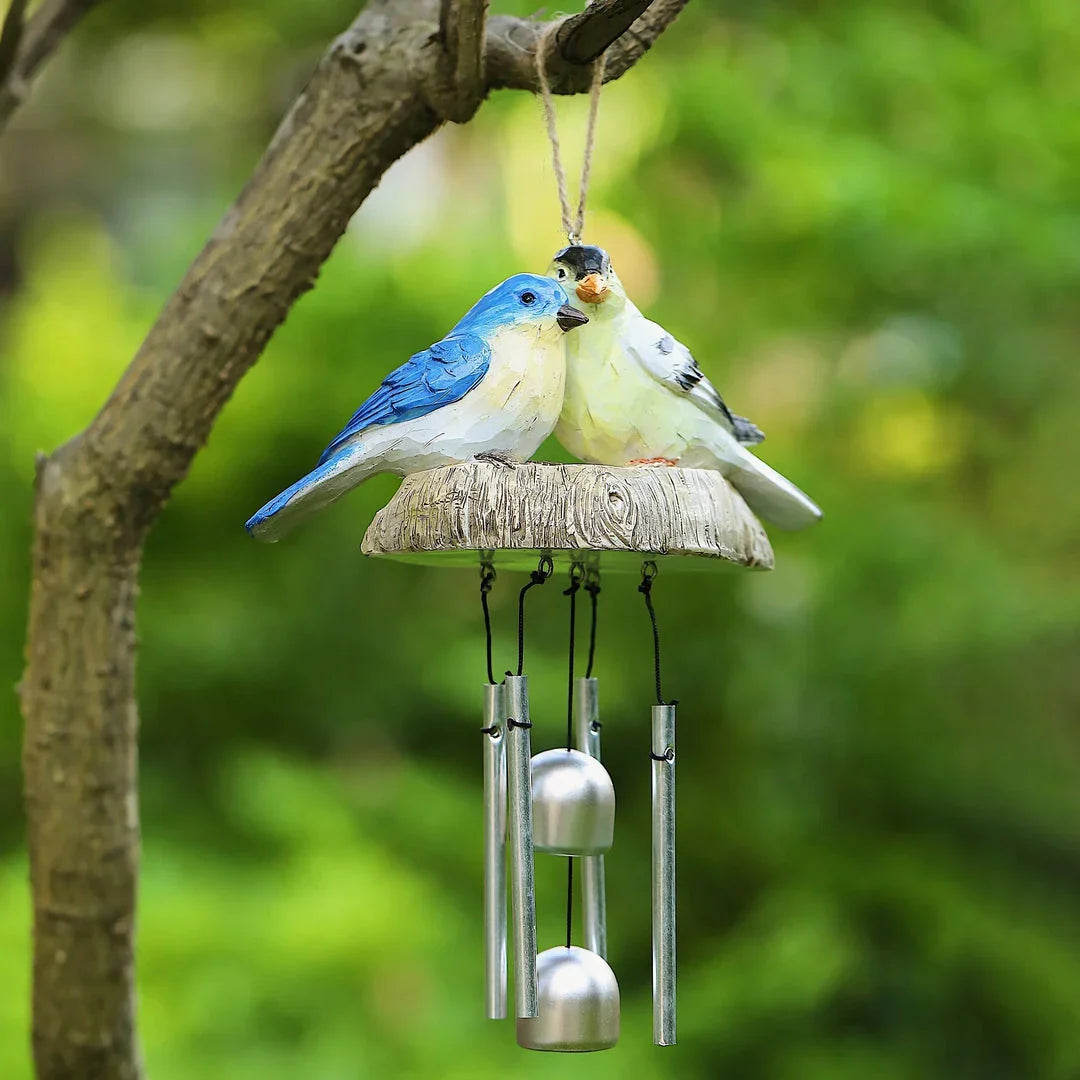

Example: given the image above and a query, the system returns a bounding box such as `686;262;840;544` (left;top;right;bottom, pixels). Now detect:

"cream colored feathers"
547;245;821;530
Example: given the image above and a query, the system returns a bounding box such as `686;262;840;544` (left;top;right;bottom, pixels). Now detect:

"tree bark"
23;451;143;1080
18;1;688;1077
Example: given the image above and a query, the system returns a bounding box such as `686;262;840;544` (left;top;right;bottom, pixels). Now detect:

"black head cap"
553;244;611;280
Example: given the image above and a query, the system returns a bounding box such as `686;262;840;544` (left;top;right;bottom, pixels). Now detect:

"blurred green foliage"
2;0;1080;1077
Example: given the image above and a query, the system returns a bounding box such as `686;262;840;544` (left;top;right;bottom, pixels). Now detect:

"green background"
2;0;1079;1076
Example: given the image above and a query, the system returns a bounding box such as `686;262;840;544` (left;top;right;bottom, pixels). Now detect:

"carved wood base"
361;461;775;573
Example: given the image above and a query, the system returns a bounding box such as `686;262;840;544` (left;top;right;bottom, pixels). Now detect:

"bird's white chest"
476;324;566;439
558;320;702;463
372;324;567;474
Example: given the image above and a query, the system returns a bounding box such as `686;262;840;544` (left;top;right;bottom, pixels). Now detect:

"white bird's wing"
622;315;764;445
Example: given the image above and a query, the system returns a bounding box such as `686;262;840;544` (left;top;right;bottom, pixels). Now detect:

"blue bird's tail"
245;443;376;542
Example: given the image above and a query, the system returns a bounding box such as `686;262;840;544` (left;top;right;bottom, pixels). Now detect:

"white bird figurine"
246;274;588;541
547;245;822;530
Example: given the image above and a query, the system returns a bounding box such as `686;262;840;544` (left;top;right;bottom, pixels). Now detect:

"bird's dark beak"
557;304;589;332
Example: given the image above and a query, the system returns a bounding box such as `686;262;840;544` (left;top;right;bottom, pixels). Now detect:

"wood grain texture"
362;462;774;572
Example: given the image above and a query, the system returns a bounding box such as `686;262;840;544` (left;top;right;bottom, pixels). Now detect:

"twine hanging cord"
536;19;607;242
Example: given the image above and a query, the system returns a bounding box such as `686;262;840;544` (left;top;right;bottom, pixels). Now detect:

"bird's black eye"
521;291;537;305
556;268;567;280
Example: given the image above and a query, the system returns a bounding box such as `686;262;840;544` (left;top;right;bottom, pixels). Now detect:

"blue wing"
316;334;491;466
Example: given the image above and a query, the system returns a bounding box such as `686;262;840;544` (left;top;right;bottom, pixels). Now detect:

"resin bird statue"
245;274;588;541
547;245;821;530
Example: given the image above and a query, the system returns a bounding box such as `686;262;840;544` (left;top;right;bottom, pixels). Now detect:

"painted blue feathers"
316;272;566;467
317;334;490;466
244;273;584;542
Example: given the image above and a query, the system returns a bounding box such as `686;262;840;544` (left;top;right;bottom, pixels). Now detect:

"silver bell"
530;749;615;856
517;946;620;1052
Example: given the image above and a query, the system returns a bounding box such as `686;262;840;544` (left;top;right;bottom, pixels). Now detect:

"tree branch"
0;0;106;134
0;0;29;88
558;0;655;65
486;0;688;94
436;0;490;122
20;1;688;1077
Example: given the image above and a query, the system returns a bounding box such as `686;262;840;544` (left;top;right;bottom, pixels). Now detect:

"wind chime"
245;8;800;1051
363;453;775;1048
448;41;677;1052
478;554;676;1051
356;31;781;1052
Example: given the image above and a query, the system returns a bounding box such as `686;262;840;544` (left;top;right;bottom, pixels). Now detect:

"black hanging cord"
563;564;584;950
564;564;584;750
639;561;666;706
479;559;496;685
584;566;601;679
516;555;554;676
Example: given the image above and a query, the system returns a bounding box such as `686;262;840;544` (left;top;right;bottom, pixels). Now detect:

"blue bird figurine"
245;273;588;541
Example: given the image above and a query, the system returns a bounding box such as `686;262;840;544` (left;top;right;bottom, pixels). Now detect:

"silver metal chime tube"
504;674;539;1018
483;683;507;1020
651;702;677;1046
574;676;608;959
520;671;620;1052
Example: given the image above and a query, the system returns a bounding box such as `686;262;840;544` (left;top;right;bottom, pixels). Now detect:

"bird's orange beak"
576;273;610;304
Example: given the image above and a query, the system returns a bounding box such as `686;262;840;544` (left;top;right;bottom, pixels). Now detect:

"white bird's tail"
726;447;822;531
245;442;377;542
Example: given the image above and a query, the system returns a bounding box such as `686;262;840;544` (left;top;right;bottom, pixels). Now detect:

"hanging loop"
564;562;585;746
536;20;607;242
584;566;601;679
516;554;554;676
565;561;586;594
479;557;497;685
639;561;667;706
